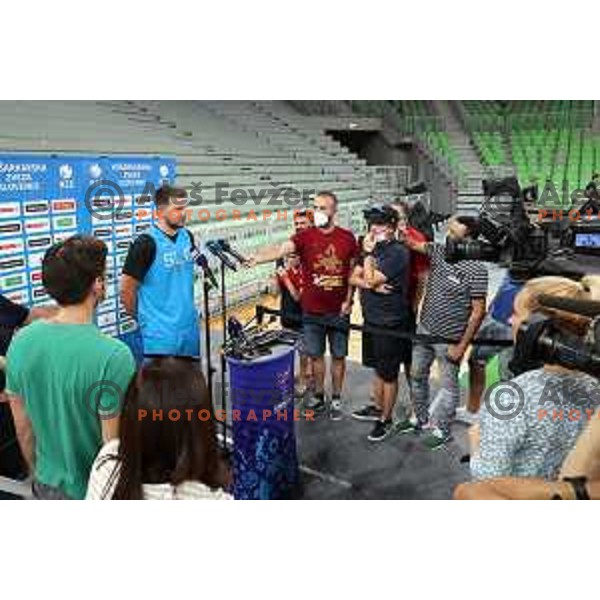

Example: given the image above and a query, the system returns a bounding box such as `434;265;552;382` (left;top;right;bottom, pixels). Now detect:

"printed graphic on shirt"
313;244;345;289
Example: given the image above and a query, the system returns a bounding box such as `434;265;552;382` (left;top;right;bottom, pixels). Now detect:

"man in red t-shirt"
391;201;430;313
249;191;359;420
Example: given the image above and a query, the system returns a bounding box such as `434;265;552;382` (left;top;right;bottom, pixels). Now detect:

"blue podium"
227;345;299;499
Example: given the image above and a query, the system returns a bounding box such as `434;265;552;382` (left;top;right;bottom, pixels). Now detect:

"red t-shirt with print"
292;226;358;314
405;226;430;304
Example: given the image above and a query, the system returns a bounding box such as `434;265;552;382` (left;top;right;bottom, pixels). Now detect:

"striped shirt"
86;439;232;500
419;243;488;339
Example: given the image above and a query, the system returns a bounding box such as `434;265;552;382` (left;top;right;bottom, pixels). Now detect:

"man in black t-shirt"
0;296;57;388
349;205;411;442
1;295;56;479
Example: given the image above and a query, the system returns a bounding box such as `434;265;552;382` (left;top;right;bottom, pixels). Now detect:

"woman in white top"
86;356;232;500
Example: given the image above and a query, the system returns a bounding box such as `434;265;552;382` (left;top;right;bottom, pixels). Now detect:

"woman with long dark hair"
86;357;231;500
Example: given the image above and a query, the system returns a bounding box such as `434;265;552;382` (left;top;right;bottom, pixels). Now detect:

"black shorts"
362;321;413;383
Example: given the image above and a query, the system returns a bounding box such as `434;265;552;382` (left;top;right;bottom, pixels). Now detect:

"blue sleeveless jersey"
137;226;200;357
490;273;524;325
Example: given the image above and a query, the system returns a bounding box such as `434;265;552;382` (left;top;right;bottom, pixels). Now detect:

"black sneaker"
351;404;383;422
304;393;327;416
368;419;394;442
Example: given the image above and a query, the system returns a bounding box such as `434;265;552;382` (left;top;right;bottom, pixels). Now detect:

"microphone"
217;239;249;265
206;240;237;271
196;253;219;290
538;294;600;318
190;237;219;289
227;316;245;341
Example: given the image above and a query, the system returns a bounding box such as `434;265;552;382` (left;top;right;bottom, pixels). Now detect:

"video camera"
445;177;600;280
511;295;600;378
445;177;546;275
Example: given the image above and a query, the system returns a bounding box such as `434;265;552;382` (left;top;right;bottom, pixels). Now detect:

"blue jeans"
303;313;350;358
411;324;461;437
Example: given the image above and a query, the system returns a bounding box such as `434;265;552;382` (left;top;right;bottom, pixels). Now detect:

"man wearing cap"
349;205;412;441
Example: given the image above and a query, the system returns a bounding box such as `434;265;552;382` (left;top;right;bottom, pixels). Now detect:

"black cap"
363;204;399;226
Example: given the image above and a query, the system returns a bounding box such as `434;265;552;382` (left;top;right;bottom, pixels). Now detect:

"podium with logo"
227;344;299;499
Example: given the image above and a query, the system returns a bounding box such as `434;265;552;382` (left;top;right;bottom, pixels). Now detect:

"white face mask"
314;210;330;228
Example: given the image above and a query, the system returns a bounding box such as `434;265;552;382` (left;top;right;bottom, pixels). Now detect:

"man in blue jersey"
120;185;200;358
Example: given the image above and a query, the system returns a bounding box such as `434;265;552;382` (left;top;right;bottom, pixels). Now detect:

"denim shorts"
303;313;350;359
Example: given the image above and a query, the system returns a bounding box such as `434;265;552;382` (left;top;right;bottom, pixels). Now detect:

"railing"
368;165;412;200
465;109;594;132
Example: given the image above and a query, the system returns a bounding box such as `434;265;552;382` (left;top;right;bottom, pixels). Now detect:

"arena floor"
295;360;471;500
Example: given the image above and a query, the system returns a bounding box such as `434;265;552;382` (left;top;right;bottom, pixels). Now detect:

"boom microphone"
538;295;600;318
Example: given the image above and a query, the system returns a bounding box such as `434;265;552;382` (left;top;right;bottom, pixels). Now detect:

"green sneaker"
395;418;418;434
422;428;450;451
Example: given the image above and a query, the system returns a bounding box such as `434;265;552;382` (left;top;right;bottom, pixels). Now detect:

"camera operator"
470;276;600;481
584;173;599;203
349;205;411;442
399;216;488;450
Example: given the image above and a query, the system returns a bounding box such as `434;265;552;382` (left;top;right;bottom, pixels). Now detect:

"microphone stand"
207;241;246;454
203;276;215;411
220;259;229;452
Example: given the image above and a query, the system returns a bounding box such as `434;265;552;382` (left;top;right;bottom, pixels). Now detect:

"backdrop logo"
59;164;73;180
88;163;103;180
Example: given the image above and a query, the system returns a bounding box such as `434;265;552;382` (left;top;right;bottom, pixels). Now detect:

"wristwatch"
561;476;590;500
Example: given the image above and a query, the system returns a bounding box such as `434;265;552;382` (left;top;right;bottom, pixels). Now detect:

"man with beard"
248;191;358;420
121;185;201;358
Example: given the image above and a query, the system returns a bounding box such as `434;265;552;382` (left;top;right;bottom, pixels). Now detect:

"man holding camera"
401;216;488;450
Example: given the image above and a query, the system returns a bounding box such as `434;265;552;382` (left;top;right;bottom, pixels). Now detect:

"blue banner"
0;153;176;348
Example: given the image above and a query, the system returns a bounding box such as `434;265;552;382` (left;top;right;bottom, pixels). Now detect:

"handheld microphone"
217;239;249;265
190;236;219;289
206;240;237;271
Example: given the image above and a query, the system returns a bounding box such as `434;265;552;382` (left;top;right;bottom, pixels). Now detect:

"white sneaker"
294;384;308;399
330;397;343;421
455;406;479;425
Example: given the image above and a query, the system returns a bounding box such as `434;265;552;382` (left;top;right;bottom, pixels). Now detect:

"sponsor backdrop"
0;153;176;346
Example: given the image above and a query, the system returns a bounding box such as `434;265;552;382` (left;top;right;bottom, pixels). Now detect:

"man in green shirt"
6;235;136;499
